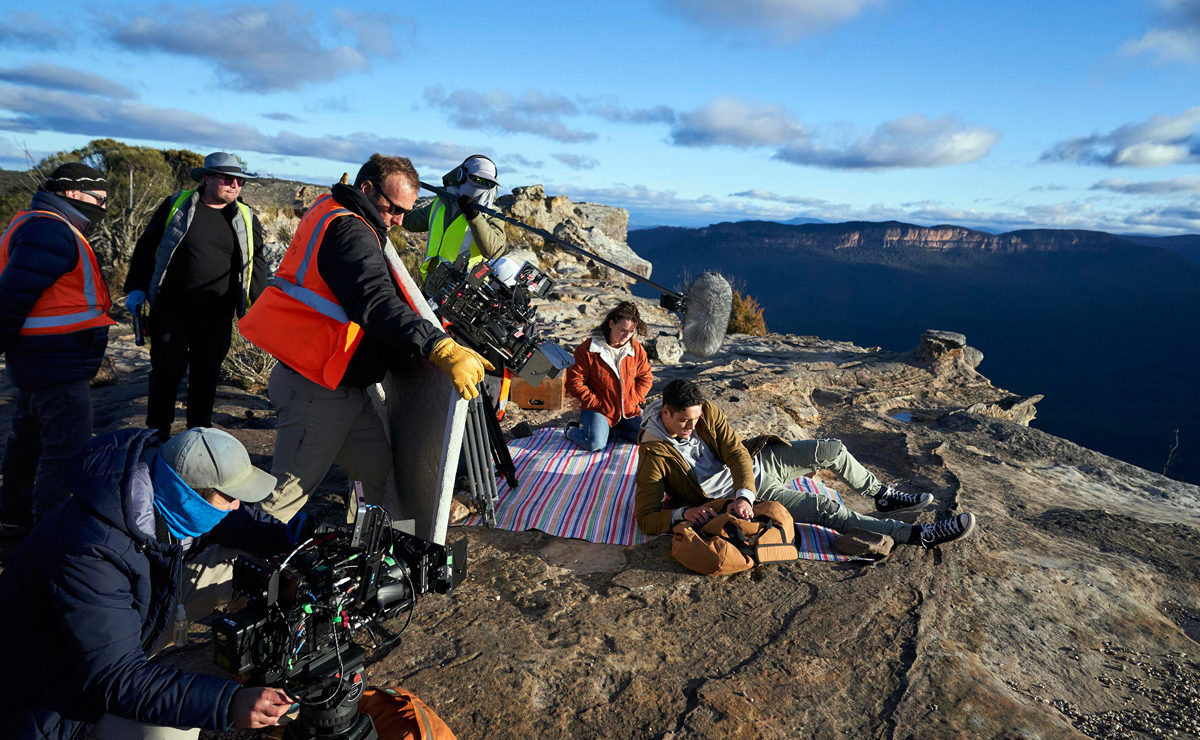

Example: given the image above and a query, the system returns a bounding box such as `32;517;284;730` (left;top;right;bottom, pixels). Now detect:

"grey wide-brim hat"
190;152;258;182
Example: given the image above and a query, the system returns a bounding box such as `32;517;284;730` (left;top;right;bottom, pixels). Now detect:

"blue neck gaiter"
151;454;230;539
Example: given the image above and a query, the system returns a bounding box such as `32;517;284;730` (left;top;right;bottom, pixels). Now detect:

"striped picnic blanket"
463;428;854;561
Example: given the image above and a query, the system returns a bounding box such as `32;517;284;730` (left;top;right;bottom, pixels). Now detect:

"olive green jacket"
634;400;783;535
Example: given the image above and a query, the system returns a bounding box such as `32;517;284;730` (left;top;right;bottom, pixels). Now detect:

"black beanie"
43;162;107;193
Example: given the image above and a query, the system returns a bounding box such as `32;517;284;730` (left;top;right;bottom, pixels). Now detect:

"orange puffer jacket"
564;334;653;426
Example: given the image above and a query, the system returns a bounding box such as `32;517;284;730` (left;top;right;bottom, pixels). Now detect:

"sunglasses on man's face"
371;180;412;216
215;175;245;187
467;174;497;188
80;191;108;208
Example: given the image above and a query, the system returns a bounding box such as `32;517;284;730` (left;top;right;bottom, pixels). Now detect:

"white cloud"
1091;176;1200;194
671;98;808;147
0;12;73;49
552;153;600;170
106;3;407;91
669;101;996;169
0;84;474;172
423;87;596;143
1041;107;1200;167
776;115;999;169
582;97;677;124
1121;29;1200;64
660;0;888;42
1121;0;1200;65
0;64;134;99
730;189;832;207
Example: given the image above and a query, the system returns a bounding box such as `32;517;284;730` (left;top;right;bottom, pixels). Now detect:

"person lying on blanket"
634;379;977;548
563;300;653;451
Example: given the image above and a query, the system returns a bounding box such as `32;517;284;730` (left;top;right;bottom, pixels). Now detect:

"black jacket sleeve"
317;217;447;357
0;218;80;352
123;196;173;294
248;212;268;303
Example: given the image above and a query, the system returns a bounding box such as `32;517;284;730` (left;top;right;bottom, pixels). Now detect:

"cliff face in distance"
661;220;1144;256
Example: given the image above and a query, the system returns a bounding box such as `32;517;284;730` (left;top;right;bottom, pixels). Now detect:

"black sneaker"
918;512;976;548
874;485;934;515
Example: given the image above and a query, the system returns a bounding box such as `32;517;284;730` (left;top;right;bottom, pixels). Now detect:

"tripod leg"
463;397;497;527
479;390;518;489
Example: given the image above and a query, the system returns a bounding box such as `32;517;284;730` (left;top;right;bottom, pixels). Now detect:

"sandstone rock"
572;202;628;243
919;328;968;359
644;334;684;364
963;344;984;369
966;393;1043;425
497;185;649;283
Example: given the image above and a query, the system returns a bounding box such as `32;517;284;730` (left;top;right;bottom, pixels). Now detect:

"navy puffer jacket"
0;191;109;390
0;428;298;739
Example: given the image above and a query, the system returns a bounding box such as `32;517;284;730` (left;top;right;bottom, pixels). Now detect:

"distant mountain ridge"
644;219;1152;257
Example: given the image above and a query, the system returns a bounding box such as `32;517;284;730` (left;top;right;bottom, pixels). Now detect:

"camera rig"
212;497;466;739
422;255;573;388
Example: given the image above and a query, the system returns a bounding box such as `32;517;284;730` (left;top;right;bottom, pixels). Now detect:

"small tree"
728;289;768;336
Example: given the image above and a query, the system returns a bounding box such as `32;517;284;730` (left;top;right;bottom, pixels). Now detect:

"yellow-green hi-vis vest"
158;190;256;312
420;196;483;279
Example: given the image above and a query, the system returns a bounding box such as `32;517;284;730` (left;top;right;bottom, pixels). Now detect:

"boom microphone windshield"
682;272;732;358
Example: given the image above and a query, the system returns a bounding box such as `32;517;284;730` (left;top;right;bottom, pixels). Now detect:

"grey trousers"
262;364;392;523
754;440;912;541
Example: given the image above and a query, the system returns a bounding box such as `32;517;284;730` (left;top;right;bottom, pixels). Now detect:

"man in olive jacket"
635;379;977;548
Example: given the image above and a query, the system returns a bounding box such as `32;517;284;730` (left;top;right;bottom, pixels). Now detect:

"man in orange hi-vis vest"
0;162;116;537
240;154;491;523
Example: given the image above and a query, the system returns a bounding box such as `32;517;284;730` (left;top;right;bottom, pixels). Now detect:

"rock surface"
2;215;1197;740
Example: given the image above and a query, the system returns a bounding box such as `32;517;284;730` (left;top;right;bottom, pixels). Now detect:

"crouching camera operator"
0;427;313;739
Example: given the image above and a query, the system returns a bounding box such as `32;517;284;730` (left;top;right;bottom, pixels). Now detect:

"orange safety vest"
0;210;115;335
239;195;372;390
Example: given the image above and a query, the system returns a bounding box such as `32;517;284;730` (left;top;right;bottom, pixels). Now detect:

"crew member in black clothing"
124;152;268;438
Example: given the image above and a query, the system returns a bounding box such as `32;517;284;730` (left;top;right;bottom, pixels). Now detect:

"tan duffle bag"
671;500;800;575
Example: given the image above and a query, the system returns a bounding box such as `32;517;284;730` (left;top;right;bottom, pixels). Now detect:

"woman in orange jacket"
564;301;654;451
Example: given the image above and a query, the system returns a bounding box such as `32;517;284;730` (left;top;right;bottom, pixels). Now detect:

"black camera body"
423;258;573;387
212;504;466;690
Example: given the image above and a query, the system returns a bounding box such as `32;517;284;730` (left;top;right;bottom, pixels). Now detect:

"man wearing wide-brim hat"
124;152;268;439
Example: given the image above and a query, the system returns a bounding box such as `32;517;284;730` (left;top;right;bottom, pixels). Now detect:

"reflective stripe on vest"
238;195;369;389
0;210;115;335
420;197;481;278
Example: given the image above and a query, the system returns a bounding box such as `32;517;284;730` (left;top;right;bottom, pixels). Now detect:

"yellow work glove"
429;337;494;400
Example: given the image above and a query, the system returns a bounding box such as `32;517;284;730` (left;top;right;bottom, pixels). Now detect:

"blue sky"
0;0;1198;233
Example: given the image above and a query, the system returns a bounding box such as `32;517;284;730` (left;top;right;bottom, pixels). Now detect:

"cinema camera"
423;255;573;387
212;496;466;739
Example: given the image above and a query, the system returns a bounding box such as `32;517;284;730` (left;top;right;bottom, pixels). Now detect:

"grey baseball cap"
160;428;275;503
